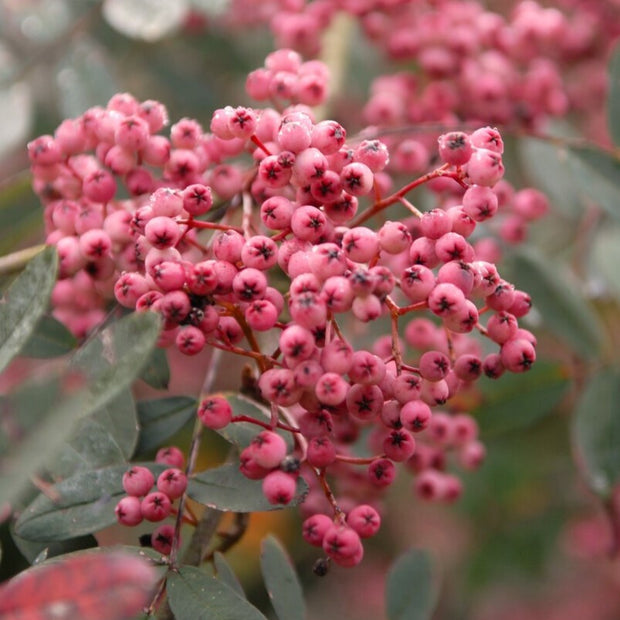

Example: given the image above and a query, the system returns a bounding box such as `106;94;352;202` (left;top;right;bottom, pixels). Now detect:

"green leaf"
260;535;305;620
20;314;77;358
0;377;89;508
51;388;138;478
214;552;245;598
474;362;571;437
11;529;98;565
139;346;170;390
385;549;438;620
167;566;268;620
216;393;294;451
507;248;603;359
518;137;581;217
608;42;620;147
71;311;161;412
14;463;168;542
591;225;620;300
566;145;620;220
136;396;197;454
572;368;620;496
0;549;158;620
0;246;57;374
187;464;308;513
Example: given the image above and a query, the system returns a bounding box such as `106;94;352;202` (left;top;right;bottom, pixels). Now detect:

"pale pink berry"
251;431;288;469
157;468;188;500
176;326;206;356
500;338;536;373
115;496;143;526
437;131;473;166
122;466;155;497
197;395;233;430
156;446;185;469
400;400;432;432
466;148;504;187
182;184;213;216
346;383;383;422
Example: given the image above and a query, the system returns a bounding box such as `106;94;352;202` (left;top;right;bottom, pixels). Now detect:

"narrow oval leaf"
71;311;161;413
20;314;77;358
11;528;98;565
386;549;438;620
591;226;620;300
572;368;620;496
507;248;603;359
0;246;57;374
168;566;267;620
474;361;571;437
139;346;170;390
0;378;90;508
566;146;620;220
518;137;581;217
51;388;138;478
260;535;305;620
216;394;295;451
214;552;245;598
0;550;158;620
608;42;620;147
136;396;197;454
187;464;308;512
14;463;168;542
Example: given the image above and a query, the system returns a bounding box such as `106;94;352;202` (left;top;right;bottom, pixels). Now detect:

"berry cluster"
211;0;619;145
114;448;186;555
30;48;539;568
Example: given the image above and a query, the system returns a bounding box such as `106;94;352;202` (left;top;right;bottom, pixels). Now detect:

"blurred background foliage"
1;1;620;619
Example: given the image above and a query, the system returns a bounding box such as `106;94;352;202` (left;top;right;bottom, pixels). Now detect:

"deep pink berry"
307;435;337;468
262;470;297;505
347;505;381;538
151;524;175;555
368;458;396;487
322;525;363;567
383;429;416;462
302;513;333;547
141;492;172;522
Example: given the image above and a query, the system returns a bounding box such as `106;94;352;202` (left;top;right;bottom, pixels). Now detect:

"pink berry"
347;504;381;538
115;496;143;526
307;435;337;468
141;492;172;522
122;466;155;497
156;446;185;469
157;468;188;500
251;431;288;469
197;395;233;430
151;524;175;555
302;513;333;547
262;470;297;505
